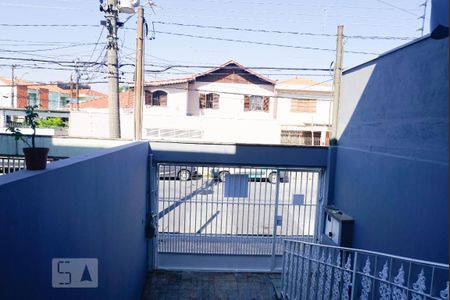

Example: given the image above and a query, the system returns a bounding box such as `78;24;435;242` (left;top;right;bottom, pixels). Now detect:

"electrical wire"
0;43;105;53
153;21;416;41
153;31;379;55
0;24;100;28
374;0;422;17
0;57;105;67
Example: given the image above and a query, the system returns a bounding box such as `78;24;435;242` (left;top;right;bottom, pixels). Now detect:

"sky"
0;0;431;93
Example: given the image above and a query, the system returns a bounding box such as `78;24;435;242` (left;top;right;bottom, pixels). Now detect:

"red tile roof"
145;60;276;86
74;91;134;109
0;76;36;86
79;89;107;98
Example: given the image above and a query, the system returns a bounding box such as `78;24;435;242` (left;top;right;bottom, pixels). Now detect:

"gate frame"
146;141;329;272
152;163;325;272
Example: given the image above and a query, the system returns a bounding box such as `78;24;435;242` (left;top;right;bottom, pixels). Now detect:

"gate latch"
145;213;158;240
276;216;283;226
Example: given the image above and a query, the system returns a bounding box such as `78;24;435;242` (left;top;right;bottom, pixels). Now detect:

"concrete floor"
141;270;281;300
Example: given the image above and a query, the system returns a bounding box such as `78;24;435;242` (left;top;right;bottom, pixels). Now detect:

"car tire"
177;169;191;181
268;172;277;184
218;171;229;182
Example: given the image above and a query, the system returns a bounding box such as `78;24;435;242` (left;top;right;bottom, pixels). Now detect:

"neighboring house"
143;61;278;143
69;60;332;145
0;77;105;133
275;77;332;146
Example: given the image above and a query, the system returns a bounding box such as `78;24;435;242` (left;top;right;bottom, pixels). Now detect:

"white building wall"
69;110;134;139
275;91;332;126
69;110;280;144
145;83;188;116
0;82;16;108
188;82;276;120
68;81;332;145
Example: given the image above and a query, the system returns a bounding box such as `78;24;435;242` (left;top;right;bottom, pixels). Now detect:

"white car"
212;167;289;184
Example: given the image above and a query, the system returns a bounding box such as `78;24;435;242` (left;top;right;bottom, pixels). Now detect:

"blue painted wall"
0;142;149;299
331;37;448;263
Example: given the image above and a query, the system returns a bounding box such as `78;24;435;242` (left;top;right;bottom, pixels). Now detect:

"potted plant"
7;105;50;170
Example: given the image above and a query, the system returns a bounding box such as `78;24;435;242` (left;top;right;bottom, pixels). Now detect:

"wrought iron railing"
0;155;65;175
281;240;449;300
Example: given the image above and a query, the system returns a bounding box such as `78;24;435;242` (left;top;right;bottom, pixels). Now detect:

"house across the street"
69;60;332;145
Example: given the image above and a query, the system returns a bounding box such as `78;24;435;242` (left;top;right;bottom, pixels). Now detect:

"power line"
154;31;379;55
153;71;331;77
154;21;336;37
0;39;104;45
183;0;421;11
85;28;106;65
0;24;100;28
0;43;105;53
374;0;421;17
145;63;332;72
0;57;106;67
153;21;415;40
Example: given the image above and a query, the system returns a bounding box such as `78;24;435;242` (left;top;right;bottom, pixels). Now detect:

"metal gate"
154;164;324;271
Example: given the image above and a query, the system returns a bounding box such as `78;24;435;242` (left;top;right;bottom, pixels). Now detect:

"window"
280;130;322;145
291;99;317;113
249;95;263;111
27;90;39;106
61;94;70;106
48;92;61;110
244;95;270;112
199;93;219;109
145;90;168;107
206;93;214;108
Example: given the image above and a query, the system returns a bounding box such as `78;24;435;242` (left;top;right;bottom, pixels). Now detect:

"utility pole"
104;0;121;138
70;75;74;111
331;25;344;142
76;74;80;111
11;65;15;108
74;60;81;111
134;7;144;140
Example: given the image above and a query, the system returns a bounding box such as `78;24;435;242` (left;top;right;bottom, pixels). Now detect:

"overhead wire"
0;24;101;28
0;43;105;53
374;0;422;17
152;21;416;41
153;31;380;55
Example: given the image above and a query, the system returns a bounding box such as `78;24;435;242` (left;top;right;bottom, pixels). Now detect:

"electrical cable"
154;21;416;40
154;31;380;55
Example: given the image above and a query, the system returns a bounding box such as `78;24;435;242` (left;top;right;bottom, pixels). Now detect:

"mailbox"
322;206;354;247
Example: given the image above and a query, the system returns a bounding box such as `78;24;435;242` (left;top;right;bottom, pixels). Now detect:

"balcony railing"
0;155;65;175
281;240;449;300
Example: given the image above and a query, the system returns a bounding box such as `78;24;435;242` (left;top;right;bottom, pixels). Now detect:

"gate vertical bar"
148;153;158;270
315;170;325;242
270;170;281;270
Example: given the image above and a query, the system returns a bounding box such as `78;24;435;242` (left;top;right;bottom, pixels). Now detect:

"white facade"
68;62;332;145
0;78;16;108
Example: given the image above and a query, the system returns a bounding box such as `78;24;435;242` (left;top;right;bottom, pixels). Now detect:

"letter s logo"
57;261;72;285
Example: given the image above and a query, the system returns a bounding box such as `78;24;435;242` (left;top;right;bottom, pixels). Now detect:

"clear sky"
0;0;431;92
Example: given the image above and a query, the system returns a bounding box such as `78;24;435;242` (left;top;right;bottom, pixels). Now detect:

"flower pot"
23;147;50;170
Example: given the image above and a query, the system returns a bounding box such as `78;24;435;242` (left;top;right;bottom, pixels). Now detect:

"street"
157;168;320;254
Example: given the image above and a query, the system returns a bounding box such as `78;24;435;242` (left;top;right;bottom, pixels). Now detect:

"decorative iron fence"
281;240;449;300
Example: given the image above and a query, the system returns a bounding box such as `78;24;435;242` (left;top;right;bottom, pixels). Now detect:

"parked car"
159;165;199;181
211;167;289;184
